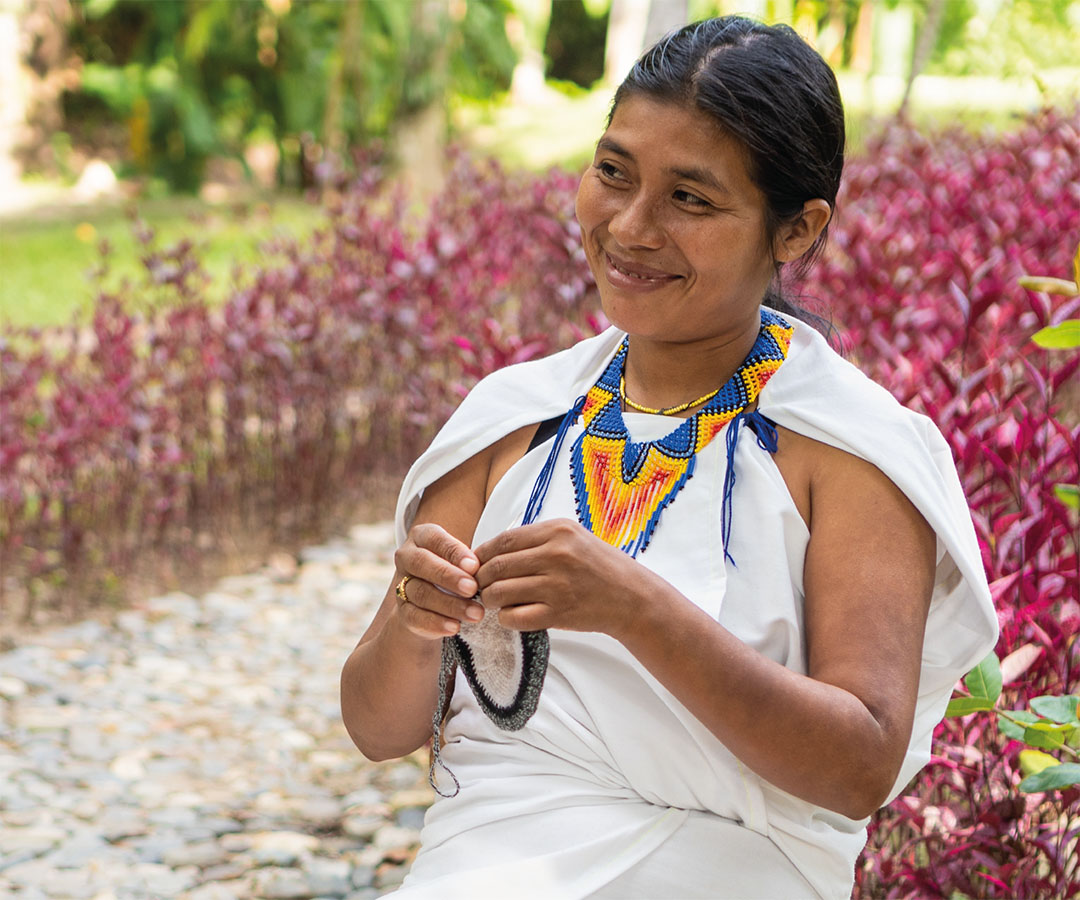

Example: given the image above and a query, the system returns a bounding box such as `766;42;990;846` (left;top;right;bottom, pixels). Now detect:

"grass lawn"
0;195;325;328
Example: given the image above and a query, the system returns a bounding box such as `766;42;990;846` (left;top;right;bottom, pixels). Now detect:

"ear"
773;199;832;263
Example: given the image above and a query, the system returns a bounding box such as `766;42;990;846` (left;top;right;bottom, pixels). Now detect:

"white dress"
390;316;998;900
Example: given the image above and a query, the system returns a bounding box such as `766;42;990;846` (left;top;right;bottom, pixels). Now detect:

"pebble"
0;522;427;897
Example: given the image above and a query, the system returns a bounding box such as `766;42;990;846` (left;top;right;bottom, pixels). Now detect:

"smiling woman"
340;16;998;900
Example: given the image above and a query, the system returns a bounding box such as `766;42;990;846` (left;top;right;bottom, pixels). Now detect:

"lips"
603;251;680;290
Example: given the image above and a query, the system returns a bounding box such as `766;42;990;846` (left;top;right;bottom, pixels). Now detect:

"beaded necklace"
619;375;721;415
569;308;793;557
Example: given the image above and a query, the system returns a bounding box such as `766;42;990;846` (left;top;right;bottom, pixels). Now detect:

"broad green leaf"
962;651;1002;704
1030;695;1080;724
946;695;997;717
84;0;118;18
1019;749;1060;776
1018;276;1079;296
1018;762;1080;793
998;709;1041;740
1055;484;1080;509
1032;320;1080;349
1023;721;1072;750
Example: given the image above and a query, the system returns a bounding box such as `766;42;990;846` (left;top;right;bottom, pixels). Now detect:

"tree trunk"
4;0;73;180
849;0;874;75
323;0;363;158
898;0;945;120
604;0;650;86
0;0;28;191
393;0;450;200
643;0;686;49
507;0;551;104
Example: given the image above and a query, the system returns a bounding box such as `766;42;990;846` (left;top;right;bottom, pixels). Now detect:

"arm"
340;425;536;762
474;437;935;819
340;450;487;762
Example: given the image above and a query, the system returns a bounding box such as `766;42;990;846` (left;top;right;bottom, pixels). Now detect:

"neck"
622;313;762;416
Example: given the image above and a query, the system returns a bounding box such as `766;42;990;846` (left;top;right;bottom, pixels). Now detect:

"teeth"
611;258;663;280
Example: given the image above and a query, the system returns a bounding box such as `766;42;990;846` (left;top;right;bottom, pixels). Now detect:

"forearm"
340;603;445;762
612;574;902;819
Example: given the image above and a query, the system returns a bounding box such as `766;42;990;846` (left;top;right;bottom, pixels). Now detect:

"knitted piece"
570;308;793;557
429;612;550;797
451;609;549;731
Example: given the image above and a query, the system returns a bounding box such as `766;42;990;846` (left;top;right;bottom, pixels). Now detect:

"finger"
497;603;551;632
397;598;462;639
480;575;550;610
401;577;485;623
396;544;477;598
474;518;575;564
411;522;480;573
475;546;549;591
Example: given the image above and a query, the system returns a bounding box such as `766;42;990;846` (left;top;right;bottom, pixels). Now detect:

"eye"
594;161;626;183
673;189;710;209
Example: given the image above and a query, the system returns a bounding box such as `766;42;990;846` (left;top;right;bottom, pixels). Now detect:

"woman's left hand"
473;518;644;635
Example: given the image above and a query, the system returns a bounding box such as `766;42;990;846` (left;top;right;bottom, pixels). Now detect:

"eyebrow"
595;137;732;196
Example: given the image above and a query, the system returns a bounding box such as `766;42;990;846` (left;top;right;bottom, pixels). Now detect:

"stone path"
0;522;433;899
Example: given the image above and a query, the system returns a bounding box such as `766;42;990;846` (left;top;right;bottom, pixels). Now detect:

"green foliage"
545;0;608;88
929;0;1080;78
949;651;1080;792
1055;484;1080;509
945;239;1080;795
945;650;1001;715
1019;762;1080;792
64;0;515;191
1032;321;1080;349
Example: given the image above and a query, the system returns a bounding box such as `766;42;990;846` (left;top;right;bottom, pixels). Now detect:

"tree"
604;0;687;86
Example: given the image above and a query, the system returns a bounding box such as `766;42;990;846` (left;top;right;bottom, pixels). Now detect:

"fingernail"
460;557;479;573
464;604;484;622
457;578;477;596
443;620;459;634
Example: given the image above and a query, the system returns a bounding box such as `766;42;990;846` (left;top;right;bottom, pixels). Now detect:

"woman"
341;17;997;899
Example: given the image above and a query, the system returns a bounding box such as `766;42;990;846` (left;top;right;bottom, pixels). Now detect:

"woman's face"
575;95;776;346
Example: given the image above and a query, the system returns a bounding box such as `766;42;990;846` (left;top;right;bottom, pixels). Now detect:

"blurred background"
1;4;1079;897
2;0;1079;328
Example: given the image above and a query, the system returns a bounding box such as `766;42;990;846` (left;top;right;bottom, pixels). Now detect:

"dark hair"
611;16;845;323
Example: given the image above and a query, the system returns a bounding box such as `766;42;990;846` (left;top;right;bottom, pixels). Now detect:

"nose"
607;190;664;250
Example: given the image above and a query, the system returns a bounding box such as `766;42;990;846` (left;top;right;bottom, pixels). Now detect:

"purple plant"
1;109;1078;898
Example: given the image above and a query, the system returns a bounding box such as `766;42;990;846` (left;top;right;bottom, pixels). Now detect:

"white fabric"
391;315;998;899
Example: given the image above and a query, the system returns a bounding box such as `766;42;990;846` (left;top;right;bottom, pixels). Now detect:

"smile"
604;252;680;289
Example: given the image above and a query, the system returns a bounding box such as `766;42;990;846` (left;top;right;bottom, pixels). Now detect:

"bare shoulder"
770;425;931;542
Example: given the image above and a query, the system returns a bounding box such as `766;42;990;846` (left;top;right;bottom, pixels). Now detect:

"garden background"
1;0;1078;897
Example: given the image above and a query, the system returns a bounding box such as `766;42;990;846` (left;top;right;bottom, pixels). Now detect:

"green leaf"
84;0;118;18
1019;276;1080;297
1055;484;1080;509
963;651;1003;704
1030;695;1080;724
1018;762;1080;793
1031;320;1080;349
998;709;1041;740
946;695;997;716
1019;749;1061;776
1022;721;1072;750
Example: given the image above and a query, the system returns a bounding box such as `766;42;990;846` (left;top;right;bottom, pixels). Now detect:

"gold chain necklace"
619;374;722;416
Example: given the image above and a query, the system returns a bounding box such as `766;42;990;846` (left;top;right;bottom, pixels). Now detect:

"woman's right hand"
393;523;486;639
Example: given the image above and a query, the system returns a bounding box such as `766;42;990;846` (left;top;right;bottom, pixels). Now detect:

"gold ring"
395;574;413;604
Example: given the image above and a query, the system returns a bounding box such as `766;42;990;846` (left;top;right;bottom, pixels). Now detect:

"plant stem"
996;708;1080;760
